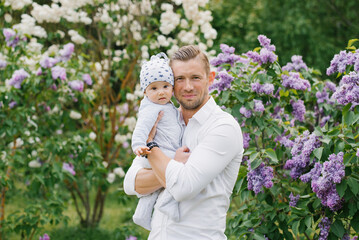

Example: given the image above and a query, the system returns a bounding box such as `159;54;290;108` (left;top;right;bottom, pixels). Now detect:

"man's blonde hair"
170;45;210;76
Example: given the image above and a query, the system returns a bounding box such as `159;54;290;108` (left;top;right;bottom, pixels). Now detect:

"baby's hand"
135;146;149;156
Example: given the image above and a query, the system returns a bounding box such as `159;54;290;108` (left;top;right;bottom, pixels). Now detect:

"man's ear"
208;71;215;85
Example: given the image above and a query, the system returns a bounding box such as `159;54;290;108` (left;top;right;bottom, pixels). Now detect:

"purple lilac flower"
331;71;359;106
281;72;311;91
59;43;75;61
0;59;7;69
274;130;294;148
291;99;306;122
258;35;276;52
316;90;329;104
240;106;252;118
326;50;358;75
3;28;19;47
311;152;345;211
289;192;300;207
8;69;30;89
9;101;17;108
220;43;235;54
251;82;274;95
82;74;92;85
243;133;250;149
39;233;50;240
247;162;274;195
259;48;277;64
51;66;66;80
282;55;308;72
300;162;322;183
284;131;321;179
125;236;137;240
210;44;247;66
40;56;59;69
68;80;84;92
325;81;337;92
209;70;234;92
356;148;359;157
320;115;331;127
318;217;331;240
62;162;76;176
253;99;265;112
342;234;358;240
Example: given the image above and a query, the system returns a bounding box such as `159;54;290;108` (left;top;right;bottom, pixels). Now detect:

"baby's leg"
133;190;160;230
157;189;180;221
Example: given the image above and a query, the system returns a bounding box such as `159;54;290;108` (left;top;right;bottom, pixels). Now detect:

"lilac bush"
213;36;359;239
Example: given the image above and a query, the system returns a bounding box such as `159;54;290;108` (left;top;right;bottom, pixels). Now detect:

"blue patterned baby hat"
140;52;174;92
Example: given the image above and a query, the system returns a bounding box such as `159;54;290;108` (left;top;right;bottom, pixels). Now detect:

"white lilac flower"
69;110;82;119
29;159;42;168
4;13;12;23
114;134;127;144
106;173;116;183
114;167;125;177
89;132;96;140
0;59;7;69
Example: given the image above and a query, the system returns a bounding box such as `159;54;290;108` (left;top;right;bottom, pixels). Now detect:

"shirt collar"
191;96;217;124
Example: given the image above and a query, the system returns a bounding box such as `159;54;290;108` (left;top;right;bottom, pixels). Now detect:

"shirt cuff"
165;159;184;193
123;164;146;198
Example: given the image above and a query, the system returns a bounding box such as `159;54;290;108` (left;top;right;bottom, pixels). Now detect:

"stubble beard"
176;90;208;110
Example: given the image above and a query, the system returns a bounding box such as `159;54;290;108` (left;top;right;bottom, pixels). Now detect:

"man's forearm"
135;168;163;195
147;147;171;188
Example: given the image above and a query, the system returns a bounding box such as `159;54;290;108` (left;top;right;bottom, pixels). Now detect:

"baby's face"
145;81;173;105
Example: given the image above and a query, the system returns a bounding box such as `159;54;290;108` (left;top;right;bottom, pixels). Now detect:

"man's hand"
147;111;164;143
174;146;191;164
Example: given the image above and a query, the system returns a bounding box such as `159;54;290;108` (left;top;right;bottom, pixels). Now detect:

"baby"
131;53;183;230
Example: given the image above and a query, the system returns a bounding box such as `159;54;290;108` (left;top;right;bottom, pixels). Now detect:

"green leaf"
352;211;359;233
253;233;266;240
304;216;312;228
320;137;331;144
343;111;356;126
313;147;323;161
291;219;301;236
279;89;289;97
250;153;261;170
336;180;347;198
331;220;345;238
348;39;359;48
347;177;359;195
265;148;278;164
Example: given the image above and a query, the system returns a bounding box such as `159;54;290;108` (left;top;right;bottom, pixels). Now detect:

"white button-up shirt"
124;97;243;240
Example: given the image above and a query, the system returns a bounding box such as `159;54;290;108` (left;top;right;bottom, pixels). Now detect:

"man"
124;45;243;239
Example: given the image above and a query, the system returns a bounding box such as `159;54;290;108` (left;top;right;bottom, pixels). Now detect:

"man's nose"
184;79;193;91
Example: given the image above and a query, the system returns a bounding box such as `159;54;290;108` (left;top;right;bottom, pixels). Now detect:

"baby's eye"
164;85;169;88
151;87;157;90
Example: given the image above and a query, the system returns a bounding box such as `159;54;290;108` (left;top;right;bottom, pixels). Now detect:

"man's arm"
124;156;164;196
135;168;163;195
148;121;243;202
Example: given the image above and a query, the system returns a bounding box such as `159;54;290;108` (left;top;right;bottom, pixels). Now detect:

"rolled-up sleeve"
123;156;149;198
165;121;243;202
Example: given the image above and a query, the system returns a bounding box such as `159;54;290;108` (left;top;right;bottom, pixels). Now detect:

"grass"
3;185;149;240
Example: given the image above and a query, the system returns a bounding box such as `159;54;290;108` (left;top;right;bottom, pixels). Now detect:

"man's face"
172;57;213;111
